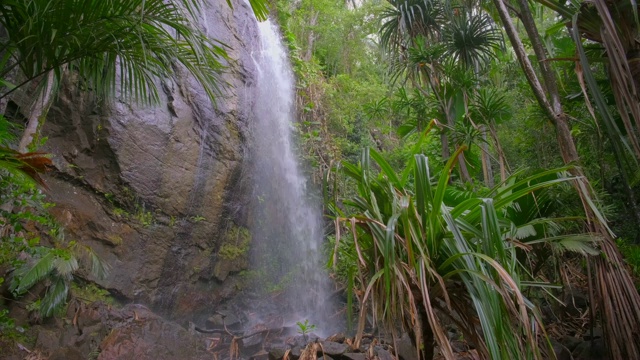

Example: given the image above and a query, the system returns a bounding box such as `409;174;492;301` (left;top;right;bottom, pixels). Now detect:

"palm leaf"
249;0;269;21
0;146;52;187
442;10;503;70
0;0;232;105
77;244;111;280
39;275;69;317
10;250;56;295
525;234;600;256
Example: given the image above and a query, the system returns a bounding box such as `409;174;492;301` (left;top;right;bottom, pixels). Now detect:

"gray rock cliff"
40;1;260;321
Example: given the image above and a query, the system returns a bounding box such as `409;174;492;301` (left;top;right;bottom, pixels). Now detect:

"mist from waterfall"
248;19;335;334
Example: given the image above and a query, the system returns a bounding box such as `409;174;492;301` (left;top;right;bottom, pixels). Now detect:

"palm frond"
39;275;69;317
0;146;52;187
52;249;79;277
0;0;232;105
10;250;56;295
442;10;503;70
82;245;111;280
379;0;442;55
525;234;600;256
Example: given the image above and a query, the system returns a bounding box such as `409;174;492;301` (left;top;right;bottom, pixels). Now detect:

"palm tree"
379;0;502;184
0;0;269;151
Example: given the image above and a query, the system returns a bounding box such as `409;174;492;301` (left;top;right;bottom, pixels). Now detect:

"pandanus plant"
330;146;600;359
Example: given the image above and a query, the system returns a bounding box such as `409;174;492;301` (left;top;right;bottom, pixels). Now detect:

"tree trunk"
0;24;14;116
457;152;472;183
304;11;319;62
418;303;435;360
488;122;508;181
18;71;56;152
480;125;494;187
493;0;640;357
441;130;450;160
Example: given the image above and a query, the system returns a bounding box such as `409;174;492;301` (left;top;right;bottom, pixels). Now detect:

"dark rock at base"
269;347;288;360
35;328;61;353
374;346;395;360
242;332;265;354
290;346;302;359
206;314;223;327
326;333;346;343
551;339;574;360
561;336;582;352
396;333;416;360
250;349;270;360
359;336;372;349
97;304;210;360
225;313;242;328
318;356;334;360
343;353;367;360
582;328;603;341
573;339;609;360
563;290;589;317
288;334;321;348
48;347;84;360
7;302;215;360
322;341;349;356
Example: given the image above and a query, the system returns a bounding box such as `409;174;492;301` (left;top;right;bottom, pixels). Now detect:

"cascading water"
249;19;335;333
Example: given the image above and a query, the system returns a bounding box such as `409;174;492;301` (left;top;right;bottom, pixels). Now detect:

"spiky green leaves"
333;148;599;359
441;11;502;70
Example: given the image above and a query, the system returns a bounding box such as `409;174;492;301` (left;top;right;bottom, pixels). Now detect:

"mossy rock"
218;226;251;260
213;225;251;281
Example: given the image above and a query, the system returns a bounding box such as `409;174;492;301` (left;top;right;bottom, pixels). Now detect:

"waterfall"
249;19;334;333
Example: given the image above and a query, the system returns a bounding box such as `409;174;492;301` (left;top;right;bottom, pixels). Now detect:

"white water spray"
249;19;334;332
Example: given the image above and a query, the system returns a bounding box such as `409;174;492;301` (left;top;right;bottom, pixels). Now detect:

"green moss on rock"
218;226;251;260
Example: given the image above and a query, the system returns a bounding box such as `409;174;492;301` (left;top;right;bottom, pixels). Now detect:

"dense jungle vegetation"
276;0;640;358
1;0;640;359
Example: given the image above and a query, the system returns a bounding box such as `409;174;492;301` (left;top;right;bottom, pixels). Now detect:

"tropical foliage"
0;0;639;358
278;0;640;358
331;148;600;359
1;164;109;319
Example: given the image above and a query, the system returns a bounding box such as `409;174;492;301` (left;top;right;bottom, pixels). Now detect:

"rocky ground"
0;299;609;360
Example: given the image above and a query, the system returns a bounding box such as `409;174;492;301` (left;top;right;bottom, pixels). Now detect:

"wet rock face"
40;1;259;320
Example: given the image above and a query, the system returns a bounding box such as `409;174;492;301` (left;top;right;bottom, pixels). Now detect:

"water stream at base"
249;19;335;334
